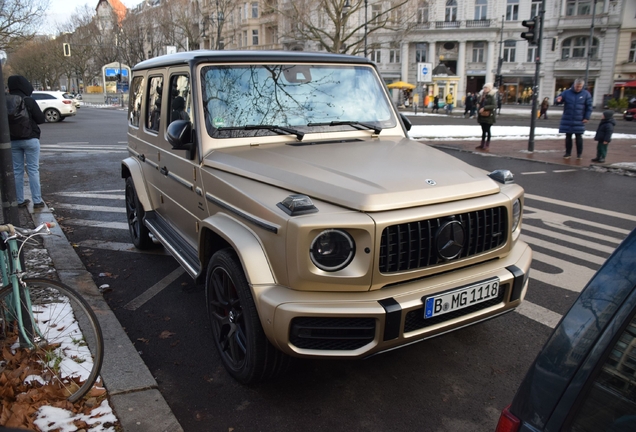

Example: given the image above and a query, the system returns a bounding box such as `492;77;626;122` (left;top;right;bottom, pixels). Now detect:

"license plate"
424;278;500;319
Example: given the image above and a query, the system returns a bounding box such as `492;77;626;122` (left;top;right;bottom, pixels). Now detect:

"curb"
26;203;183;432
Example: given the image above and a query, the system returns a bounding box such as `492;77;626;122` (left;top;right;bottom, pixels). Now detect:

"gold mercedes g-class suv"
123;51;532;383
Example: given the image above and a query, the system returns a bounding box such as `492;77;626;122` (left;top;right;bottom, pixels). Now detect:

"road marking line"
51;193;124;200
52;190;125;194
516;301;562;329
521;234;607;265
77;239;169;255
524;206;630;237
63;219;128;230
525;193;636;222
530;251;596;293
124;267;186;311
54;203;125;213
41;149;127;154
521;171;547;175
552;169;577;173
522;225;617;255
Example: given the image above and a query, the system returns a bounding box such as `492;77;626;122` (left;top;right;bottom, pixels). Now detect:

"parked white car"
31;91;76;122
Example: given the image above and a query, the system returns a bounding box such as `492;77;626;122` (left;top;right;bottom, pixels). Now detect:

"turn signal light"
495;405;520;432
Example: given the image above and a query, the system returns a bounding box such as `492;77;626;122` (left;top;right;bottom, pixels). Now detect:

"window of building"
561;36;598;59
503;40;516;62
530;0;541;17
472;41;484;62
445;0;457;22
506;0;519;21
474;0;487;20
417;2;429;24
630;40;636;62
415;43;427;62
527;46;537;63
389;47;400;63
252;29;259;45
566;0;603;16
251;2;258;18
371;5;382;23
371;49;382;64
243;30;247;47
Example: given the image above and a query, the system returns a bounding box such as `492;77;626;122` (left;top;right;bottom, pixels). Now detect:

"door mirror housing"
167;120;195;159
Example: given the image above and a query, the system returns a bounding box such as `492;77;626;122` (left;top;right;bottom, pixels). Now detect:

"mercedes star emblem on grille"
436;220;465;260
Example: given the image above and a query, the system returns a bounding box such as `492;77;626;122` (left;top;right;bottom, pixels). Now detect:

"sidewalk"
1;198;183;431
400;103;606;119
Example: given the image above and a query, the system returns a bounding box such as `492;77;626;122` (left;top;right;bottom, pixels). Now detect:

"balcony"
435;21;460;29
556;15;610;29
466;19;491;28
416;21;431;29
554;58;601;71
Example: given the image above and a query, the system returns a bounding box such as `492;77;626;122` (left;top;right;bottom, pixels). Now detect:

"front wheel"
44;108;61;123
125;177;153;249
0;279;104;402
205;249;290;384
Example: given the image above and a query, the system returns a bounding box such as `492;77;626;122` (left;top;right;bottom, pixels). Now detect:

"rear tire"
0;279;104;402
205;248;290;384
125;177;153;249
44;108;61;123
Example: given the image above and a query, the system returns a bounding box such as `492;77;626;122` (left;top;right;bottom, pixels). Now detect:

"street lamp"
342;0;351;53
364;0;368;57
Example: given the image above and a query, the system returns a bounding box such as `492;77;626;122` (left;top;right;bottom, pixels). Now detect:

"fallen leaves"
159;330;176;339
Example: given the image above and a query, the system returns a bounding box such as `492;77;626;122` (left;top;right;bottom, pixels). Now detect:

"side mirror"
400;113;412;131
167;120;195;159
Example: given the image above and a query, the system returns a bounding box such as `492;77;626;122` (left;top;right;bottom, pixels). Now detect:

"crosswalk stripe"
525;193;636;222
521;234;607;266
524;206;630;236
52;193;124;200
52;190;124;195
516;301;562;329
54;203;125;213
63;219;128;230
530;250;596;292
522;225;617;255
41;149;127;154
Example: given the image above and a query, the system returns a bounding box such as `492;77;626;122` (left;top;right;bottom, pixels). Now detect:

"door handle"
160;166;169;176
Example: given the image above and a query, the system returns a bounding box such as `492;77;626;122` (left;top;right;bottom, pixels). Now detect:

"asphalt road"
37;107;636;432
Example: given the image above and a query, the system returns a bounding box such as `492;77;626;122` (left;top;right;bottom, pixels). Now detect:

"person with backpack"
7;75;46;208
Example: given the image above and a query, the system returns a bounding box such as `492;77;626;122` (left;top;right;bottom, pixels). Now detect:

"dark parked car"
496;228;636;432
623;108;636;121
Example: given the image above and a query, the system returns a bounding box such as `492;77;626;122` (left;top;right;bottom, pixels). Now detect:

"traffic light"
63;43;71;57
521;18;539;46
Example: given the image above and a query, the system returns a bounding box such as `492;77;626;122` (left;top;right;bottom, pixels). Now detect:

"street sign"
417;62;432;83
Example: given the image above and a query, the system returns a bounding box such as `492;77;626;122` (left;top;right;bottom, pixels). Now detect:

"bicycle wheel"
0;278;104;403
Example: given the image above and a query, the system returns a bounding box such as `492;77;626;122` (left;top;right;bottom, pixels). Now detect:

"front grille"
403;285;507;333
379;206;507;273
290;317;376;350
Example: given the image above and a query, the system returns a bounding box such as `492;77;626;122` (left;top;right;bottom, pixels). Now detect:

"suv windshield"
200;64;396;139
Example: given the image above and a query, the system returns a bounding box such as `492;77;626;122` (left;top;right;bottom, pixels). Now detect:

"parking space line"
521;171;547;175
124;267;186;311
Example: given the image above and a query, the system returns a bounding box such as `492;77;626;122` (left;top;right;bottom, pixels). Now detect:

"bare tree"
278;0;414;54
0;0;49;51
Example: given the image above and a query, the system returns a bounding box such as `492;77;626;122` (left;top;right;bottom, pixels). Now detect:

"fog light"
310;229;355;272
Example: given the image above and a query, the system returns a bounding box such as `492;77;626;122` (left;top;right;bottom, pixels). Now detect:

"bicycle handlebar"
0;222;55;239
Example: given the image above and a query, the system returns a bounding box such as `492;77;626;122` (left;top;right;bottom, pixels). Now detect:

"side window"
129;76;145;128
168;74;191;125
146;76;164;132
567;311;636;431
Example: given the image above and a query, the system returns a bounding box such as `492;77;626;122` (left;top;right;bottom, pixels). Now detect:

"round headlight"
310;229;355;272
511;199;521;232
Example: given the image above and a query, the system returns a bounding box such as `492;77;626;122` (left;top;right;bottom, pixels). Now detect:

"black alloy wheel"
125;177;153;249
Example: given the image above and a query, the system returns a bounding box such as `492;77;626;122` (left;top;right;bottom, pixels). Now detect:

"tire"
58;116;66;121
44;108;61;123
125;177;153;249
205;249;290;384
0;279;104;402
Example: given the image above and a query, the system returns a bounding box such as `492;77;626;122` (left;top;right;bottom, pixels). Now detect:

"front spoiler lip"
256;241;532;358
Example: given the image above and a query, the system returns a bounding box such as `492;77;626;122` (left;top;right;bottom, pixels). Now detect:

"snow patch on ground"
408;125;636;141
34;400;117;432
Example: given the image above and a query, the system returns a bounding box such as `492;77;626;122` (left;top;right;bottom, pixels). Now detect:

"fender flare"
121;157;152;211
200;213;276;286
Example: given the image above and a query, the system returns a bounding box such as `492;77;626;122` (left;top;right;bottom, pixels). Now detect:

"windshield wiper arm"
307;121;382;134
217;124;304;141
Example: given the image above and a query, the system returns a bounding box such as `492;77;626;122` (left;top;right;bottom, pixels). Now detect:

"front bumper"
254;240;532;358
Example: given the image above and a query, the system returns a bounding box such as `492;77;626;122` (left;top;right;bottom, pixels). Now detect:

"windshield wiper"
217;124;304;141
306;121;382;134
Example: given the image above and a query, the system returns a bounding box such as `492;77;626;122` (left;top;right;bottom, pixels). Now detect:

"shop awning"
614;80;636;88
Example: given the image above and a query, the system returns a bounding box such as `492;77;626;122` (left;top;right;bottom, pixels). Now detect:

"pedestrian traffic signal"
63;43;71;57
521;18;539;46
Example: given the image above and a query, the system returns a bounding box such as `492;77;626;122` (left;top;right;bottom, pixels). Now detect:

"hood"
7;75;33;97
602;110;615;121
204;138;500;212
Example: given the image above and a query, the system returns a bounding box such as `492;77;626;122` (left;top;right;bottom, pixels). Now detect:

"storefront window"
555;78;595;100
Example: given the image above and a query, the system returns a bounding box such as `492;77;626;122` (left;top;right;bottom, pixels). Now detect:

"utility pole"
496;15;504;88
522;0;546;153
584;0;598;90
0;50;20;225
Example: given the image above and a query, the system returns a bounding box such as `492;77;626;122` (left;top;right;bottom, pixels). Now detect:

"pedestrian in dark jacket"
432;95;439;113
463;92;475;118
592;110;615;163
7;75;46;208
476;83;497;150
555;78;592;160
540;97;549;119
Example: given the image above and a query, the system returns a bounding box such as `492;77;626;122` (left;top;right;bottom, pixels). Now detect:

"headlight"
511;199;521;232
310;229;355;272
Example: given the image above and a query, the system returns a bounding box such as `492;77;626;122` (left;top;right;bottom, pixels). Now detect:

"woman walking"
476;83;497;150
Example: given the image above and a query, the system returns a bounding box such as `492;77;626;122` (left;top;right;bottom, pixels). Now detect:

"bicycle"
0;223;104;403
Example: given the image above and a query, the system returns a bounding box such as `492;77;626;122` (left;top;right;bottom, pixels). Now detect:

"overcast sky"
44;0;142;33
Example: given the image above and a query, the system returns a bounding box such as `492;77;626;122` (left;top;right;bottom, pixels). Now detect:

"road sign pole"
0;51;20;225
528;2;545;153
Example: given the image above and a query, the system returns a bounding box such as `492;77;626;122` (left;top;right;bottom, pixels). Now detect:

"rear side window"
146;76;164;132
129;76;145;128
567;311;636;431
33;94;55;100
